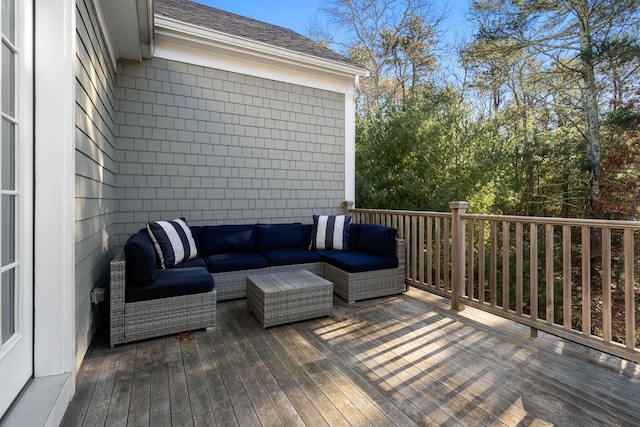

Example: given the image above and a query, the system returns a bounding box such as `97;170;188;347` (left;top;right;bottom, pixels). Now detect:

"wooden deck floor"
62;288;640;426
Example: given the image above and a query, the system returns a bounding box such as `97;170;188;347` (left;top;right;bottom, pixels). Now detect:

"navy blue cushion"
348;223;362;250
302;224;313;249
310;215;351;250
321;251;398;273
260;248;321;266
147;218;198;268
205;252;269;273
256;223;303;250
201;225;256;255
124;232;157;286
190;225;202;254
168;257;208;269
125;267;214;302
358;224;397;258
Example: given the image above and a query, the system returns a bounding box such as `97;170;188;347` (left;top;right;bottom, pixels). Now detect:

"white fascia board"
154;15;367;82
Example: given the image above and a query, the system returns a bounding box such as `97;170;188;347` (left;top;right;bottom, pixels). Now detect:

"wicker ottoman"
246;270;333;328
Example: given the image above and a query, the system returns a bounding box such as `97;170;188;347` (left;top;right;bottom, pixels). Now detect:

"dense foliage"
318;0;640;218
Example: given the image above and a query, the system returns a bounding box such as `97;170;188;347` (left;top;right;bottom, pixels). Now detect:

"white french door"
0;0;33;417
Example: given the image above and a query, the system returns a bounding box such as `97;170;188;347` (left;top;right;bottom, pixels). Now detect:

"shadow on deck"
62;288;640;426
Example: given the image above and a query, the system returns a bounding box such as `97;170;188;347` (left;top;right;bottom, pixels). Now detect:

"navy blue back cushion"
201;224;256;255
358;224;397;258
256;223;303;250
124;232;157;286
260;248;320;266
348;223;362;250
302;224;313;249
190;225;202;254
205;252;269;273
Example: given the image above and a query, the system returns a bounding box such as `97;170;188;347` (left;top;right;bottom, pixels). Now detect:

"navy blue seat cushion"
260;248;321;266
358;224;397;258
320;251;398;273
256;223;304;250
205;252;269;273
125;267;214;303
201;224;257;255
168;257;208;269
124;232;157;286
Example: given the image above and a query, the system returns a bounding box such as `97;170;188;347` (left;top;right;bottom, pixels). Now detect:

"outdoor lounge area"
62;288;640;426
4;0;640;424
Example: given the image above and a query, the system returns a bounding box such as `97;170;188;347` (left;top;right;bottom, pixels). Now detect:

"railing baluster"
468;219;475;300
419;216;425;286
502;221;510;311
516;222;523;316
444;217;451;293
582;226;591;336
436;218;441;290
530;223;538;323
546;224;554;325
602;227;612;343
478;220;485;305
624;229;635;350
490;221;497;307
563;225;571;331
427;216;433;288
411;215;418;283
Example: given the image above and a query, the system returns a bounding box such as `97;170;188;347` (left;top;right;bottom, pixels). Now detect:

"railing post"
450;201;468;311
343;200;354;216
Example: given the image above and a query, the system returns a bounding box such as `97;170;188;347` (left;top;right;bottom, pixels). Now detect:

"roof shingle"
154;0;360;68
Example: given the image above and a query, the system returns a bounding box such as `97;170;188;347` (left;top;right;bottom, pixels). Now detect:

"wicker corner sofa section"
109;250;217;347
110;220;405;346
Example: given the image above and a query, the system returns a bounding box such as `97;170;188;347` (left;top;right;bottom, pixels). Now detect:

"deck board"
62;288;640;427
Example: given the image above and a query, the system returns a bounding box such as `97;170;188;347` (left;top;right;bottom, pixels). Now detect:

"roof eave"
154;15;368;78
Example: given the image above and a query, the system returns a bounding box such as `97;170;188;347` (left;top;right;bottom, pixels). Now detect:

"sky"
192;0;474;72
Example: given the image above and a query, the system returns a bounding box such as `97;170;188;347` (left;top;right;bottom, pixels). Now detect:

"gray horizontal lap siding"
114;57;346;242
75;0;118;367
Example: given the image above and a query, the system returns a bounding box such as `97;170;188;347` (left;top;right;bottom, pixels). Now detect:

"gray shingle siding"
75;0;117;364
114;57;346;240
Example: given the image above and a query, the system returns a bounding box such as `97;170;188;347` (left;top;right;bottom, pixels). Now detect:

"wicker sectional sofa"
110;219;405;346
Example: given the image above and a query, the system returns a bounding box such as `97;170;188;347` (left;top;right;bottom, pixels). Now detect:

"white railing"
347;203;640;364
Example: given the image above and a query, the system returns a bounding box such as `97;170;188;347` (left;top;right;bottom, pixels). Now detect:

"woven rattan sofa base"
323;238;406;304
110;250;217;347
268;262;322;275
212;263;322;301
211;268;270;301
246;270;333;328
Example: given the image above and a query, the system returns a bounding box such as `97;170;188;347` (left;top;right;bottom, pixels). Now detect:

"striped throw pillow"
310;215;351;250
147;218;198;268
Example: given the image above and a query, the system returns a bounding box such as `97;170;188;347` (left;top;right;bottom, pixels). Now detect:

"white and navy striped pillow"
147;218;198;268
310;215;351;250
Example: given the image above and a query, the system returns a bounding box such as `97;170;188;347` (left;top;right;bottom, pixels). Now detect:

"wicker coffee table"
246;270;333;328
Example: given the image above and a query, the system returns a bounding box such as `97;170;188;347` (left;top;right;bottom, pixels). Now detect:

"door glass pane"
2;195;14;265
2;42;14;116
1;268;15;344
1;0;14;43
2;119;14;190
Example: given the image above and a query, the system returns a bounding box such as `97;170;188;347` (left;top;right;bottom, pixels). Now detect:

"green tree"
465;0;640;218
318;0;443;112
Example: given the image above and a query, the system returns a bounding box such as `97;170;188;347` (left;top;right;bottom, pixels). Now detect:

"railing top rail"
462;213;640;229
348;208;452;218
